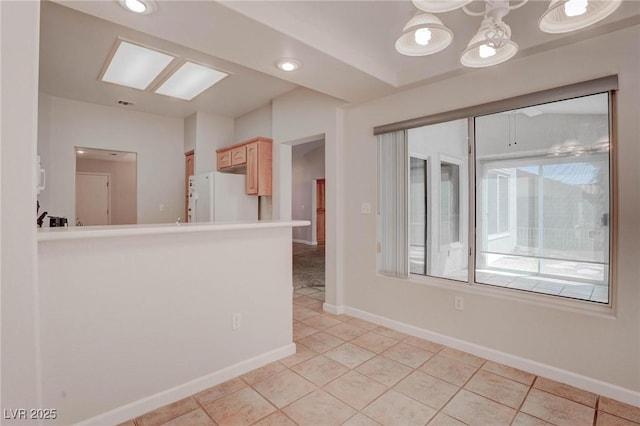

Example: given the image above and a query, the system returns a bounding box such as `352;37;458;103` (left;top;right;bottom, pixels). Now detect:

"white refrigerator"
188;172;258;223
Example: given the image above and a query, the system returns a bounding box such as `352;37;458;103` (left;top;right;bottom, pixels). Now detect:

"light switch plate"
361;202;371;214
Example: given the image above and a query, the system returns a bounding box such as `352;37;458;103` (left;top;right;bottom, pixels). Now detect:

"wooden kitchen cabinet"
217;150;231;169
216;137;272;196
246;142;259;194
230;146;246;166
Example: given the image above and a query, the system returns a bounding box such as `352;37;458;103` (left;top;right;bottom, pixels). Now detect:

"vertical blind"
377;130;408;278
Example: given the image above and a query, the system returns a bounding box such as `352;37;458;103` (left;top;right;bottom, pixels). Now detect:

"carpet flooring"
293;243;325;289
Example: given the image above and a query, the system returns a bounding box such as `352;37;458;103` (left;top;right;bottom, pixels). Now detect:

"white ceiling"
39;1;298;118
42;0;640;119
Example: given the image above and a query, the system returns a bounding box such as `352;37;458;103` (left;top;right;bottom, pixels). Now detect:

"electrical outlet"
232;313;242;330
454;296;464;311
159;203;165;212
361;202;371;214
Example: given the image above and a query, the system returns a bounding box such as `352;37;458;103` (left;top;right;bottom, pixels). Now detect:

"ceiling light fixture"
100;40;175;90
154;61;229;101
100;40;229;101
397;0;622;67
395;12;453;56
119;0;156;15
411;0;472;13
460;15;519;68
276;58;302;72
539;0;622;33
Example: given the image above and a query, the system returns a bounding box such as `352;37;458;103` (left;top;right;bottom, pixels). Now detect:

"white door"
76;173;110;225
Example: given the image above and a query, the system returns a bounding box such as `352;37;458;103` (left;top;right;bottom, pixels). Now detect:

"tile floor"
122;287;639;426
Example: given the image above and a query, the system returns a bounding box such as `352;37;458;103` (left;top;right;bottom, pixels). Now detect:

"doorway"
75;147;137;225
291;138;326;295
76;173;111;225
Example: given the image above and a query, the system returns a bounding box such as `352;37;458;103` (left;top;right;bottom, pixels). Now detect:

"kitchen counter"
37;220;310;241
38;218;306;424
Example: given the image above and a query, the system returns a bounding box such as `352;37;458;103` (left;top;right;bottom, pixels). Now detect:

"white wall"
76;158;137;225
272;88;346;307
235;103;275;220
38;227;293;424
292;143;325;243
342;26;640;397
38;95;184;224
234;102;273;142
184;113;196;154
194;112;234;174
1;1;41;421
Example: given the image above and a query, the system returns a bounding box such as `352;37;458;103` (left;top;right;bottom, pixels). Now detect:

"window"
475;93;610;303
377;85;613;305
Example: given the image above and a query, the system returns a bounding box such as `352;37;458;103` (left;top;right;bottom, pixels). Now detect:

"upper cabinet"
217;137;272;196
230;145;247;167
217;149;231;169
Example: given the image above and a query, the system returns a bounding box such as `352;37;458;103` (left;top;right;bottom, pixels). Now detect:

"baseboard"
76;343;296;426
292;239;317;246
322;303;345;315
344;306;640;408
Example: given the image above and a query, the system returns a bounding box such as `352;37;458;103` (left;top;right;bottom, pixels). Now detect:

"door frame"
185;150;195;221
314;178;326;244
76;172;112;225
312;179;318;244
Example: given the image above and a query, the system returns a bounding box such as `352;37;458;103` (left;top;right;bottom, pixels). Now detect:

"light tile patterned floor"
123;287;640;426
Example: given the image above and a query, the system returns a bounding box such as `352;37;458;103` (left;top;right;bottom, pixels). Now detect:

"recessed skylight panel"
154;62;228;101
101;41;174;90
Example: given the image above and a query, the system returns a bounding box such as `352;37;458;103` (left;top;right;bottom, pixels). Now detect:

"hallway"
292;243;325;290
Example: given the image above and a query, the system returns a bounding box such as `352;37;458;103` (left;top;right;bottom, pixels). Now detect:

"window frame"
376;80;617;312
472;92;613;306
438;154;464;249
408;152;432;276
